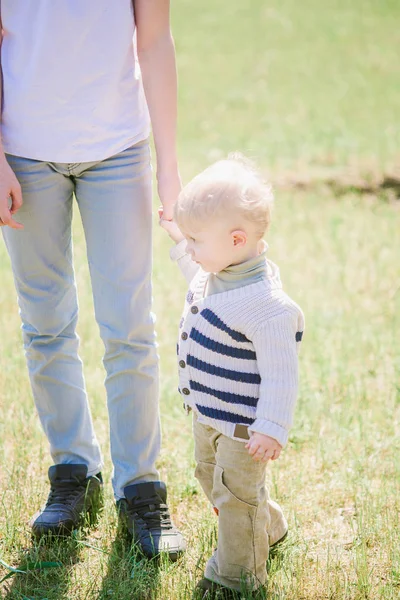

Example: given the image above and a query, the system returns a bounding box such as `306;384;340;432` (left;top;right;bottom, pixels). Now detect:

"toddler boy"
160;155;304;598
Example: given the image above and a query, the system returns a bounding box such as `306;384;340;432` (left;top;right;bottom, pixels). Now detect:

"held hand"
0;157;24;229
245;432;282;463
158;208;185;244
157;168;182;221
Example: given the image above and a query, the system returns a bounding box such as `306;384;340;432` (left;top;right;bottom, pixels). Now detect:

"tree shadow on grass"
1;535;83;600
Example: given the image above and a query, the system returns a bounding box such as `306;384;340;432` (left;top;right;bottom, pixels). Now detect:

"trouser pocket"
209;465;269;587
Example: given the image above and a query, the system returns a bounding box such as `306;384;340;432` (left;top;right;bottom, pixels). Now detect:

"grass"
1;0;399;598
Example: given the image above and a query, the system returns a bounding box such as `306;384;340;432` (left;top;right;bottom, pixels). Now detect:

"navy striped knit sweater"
170;241;305;446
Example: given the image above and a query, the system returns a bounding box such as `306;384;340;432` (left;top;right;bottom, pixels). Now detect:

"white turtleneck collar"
206;242;269;296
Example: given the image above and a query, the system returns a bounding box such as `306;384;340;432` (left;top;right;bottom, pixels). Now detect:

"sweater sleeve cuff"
248;419;289;447
169;239;188;262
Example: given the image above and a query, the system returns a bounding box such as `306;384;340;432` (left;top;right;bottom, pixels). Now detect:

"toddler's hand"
245;432;282;463
158;207;185;244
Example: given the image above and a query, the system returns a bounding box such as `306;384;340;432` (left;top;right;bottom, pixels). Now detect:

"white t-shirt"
0;0;150;163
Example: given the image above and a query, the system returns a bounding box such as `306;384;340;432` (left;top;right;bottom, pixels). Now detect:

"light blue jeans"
2;140;160;499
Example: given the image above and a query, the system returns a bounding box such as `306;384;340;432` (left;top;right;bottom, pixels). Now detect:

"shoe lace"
129;501;173;530
46;480;87;507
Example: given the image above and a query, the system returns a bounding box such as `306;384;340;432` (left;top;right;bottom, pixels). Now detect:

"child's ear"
231;230;247;247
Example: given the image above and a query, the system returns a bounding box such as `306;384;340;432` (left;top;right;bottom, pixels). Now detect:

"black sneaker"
117;481;186;561
31;464;103;538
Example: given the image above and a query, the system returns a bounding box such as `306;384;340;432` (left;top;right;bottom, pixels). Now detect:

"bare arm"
134;0;181;220
0;25;23;229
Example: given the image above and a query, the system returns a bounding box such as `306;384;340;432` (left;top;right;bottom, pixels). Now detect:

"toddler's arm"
159;217;185;244
160;217;200;283
248;308;303;455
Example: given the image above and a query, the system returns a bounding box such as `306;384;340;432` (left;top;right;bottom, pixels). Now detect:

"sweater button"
191;306;199;314
181;332;188;340
179;360;186;368
182;387;190;395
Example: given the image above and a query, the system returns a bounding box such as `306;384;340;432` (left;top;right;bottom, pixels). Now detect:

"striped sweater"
170;241;305;447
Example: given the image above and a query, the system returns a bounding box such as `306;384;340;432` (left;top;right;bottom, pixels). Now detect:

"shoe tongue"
124;481;167;506
49;464;88;484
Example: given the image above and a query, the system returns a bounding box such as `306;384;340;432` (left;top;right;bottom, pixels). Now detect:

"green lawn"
1;1;399;599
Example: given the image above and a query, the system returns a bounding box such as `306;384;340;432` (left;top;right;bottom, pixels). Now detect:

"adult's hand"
0;156;23;229
157;168;181;221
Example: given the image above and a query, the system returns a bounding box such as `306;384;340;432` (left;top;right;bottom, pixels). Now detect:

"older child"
160;155;304;598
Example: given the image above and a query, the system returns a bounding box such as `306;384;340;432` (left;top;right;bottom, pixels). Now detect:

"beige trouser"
193;413;288;592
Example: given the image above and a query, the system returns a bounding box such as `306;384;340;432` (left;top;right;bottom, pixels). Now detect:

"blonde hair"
174;153;274;239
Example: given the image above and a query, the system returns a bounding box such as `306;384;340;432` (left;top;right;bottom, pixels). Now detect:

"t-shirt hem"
3;128;151;164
